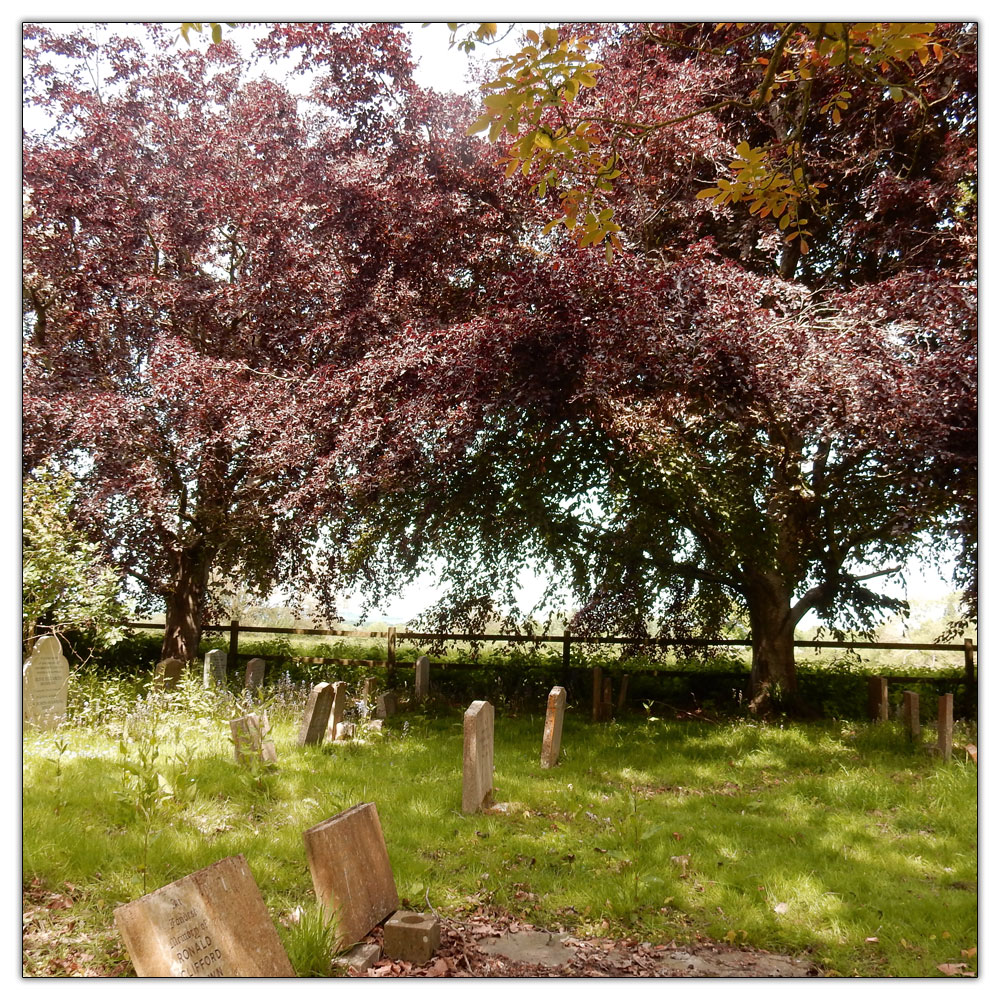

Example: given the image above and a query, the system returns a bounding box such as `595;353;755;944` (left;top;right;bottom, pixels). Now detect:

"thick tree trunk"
160;543;212;662
746;574;799;714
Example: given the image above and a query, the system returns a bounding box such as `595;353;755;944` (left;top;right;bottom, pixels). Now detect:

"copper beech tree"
23;22;524;661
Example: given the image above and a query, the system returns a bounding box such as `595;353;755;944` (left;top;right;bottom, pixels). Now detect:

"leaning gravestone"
375;691;397;719
462;700;494;813
297;683;335;746
540;686;567;769
203;649;227;689
326;682;348;741
414;655;430;701
113;854;295;977
23;635;70;730
231;714;278;765
154;658;184;690
244;657;266;692
303;802;399;951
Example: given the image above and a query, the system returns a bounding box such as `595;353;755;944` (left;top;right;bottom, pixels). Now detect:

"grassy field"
23;673;977;977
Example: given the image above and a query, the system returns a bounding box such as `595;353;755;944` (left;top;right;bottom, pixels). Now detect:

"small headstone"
902;690;920;741
202;649;227;689
334;722;355;741
244;657;266;692
462;700;494;813
414;655;430;701
616;674;630;714
540;686;567;769
231;713;277;765
113;854;295;977
360;677;376;702
366;720;383;733
375;692;397;719
938;693;954;761
868;677;888;722
23;635;70;730
326;681;348;740
297;682;335;746
154;658;184;690
383;911;441;965
302;802;399;951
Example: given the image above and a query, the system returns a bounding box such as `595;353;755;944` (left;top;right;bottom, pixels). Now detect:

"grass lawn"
22;677;977;977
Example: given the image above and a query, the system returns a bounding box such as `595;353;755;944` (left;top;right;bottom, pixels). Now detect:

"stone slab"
335;942;381;973
868;676;888;721
938;693;954;761
375;691;397;719
231;713;277;765
478;930;571;967
155;658;184;690
334;722;355;741
326;682;348;740
297;682;334;746
462;700;494;813
113;854;295;977
902;690;921;740
414;655;430;701
23;635;69;730
383;911;440;965
540;686;567;769
203;649;227;689
302;802;399;951
244;658;266;692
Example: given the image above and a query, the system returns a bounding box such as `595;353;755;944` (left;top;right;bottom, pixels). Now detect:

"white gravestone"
203;649;227;689
23;635;69;730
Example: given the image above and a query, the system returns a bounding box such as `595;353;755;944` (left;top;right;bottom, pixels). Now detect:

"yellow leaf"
543;27;560;48
696;188;720;199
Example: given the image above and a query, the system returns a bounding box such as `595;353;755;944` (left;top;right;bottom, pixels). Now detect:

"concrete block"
383;910;441;965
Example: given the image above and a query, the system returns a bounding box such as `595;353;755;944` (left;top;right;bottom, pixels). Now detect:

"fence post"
387;626;397;689
616;673;630;715
868;677;888;722
937;693;954;762
963;638;976;719
228;618;240;672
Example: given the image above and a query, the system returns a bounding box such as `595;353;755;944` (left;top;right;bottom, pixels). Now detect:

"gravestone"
462;700;494;813
902;690;920;741
113;854;294;977
203;649;227;689
297;683;335;746
868;677;889;721
23;635;70;730
155;658;184;690
334;722;355;741
231;714;277;765
376;692;397;719
360;677;376;702
540;686;567;769
326;681;348;740
938;693;954;761
616;674;630;715
601;677;613;721
302;802;399;951
244;657;266;692
414;655;430;701
591;666;603;722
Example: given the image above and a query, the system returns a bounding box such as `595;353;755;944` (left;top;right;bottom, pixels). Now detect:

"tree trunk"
746;574;799;714
160;543;212;662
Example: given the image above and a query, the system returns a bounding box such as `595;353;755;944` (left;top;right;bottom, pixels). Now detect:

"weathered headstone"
540;686;567;769
325;681;348;740
154;658;184;690
375;691;397;719
902;690;920;741
414;655;430;701
23;635;70;730
868;677;889;722
462;700;494;813
616;674;630;715
297;683;335;746
113;854;295;977
334;722;355;741
244;657;265;692
360;677;376;702
231;714;277;765
203;649;227;689
938;693;954;761
302;802;399;951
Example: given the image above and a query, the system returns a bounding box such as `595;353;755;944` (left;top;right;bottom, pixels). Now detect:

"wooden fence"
123;620;977;715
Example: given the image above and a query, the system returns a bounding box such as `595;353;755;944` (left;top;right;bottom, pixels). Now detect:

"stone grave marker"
938;693;954;761
154;658;184;690
462;700;494;813
616;674;630;715
375;691;397;719
203;649;227;689
231;713;277;765
360;677;376;702
902;690;921;741
297;683;335;746
414;655;430;701
334;722;355;741
326;681;348;741
302;802;399;951
540;686;567;769
113;854;295;977
868;677;889;721
23;635;70;730
244;657;266;692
